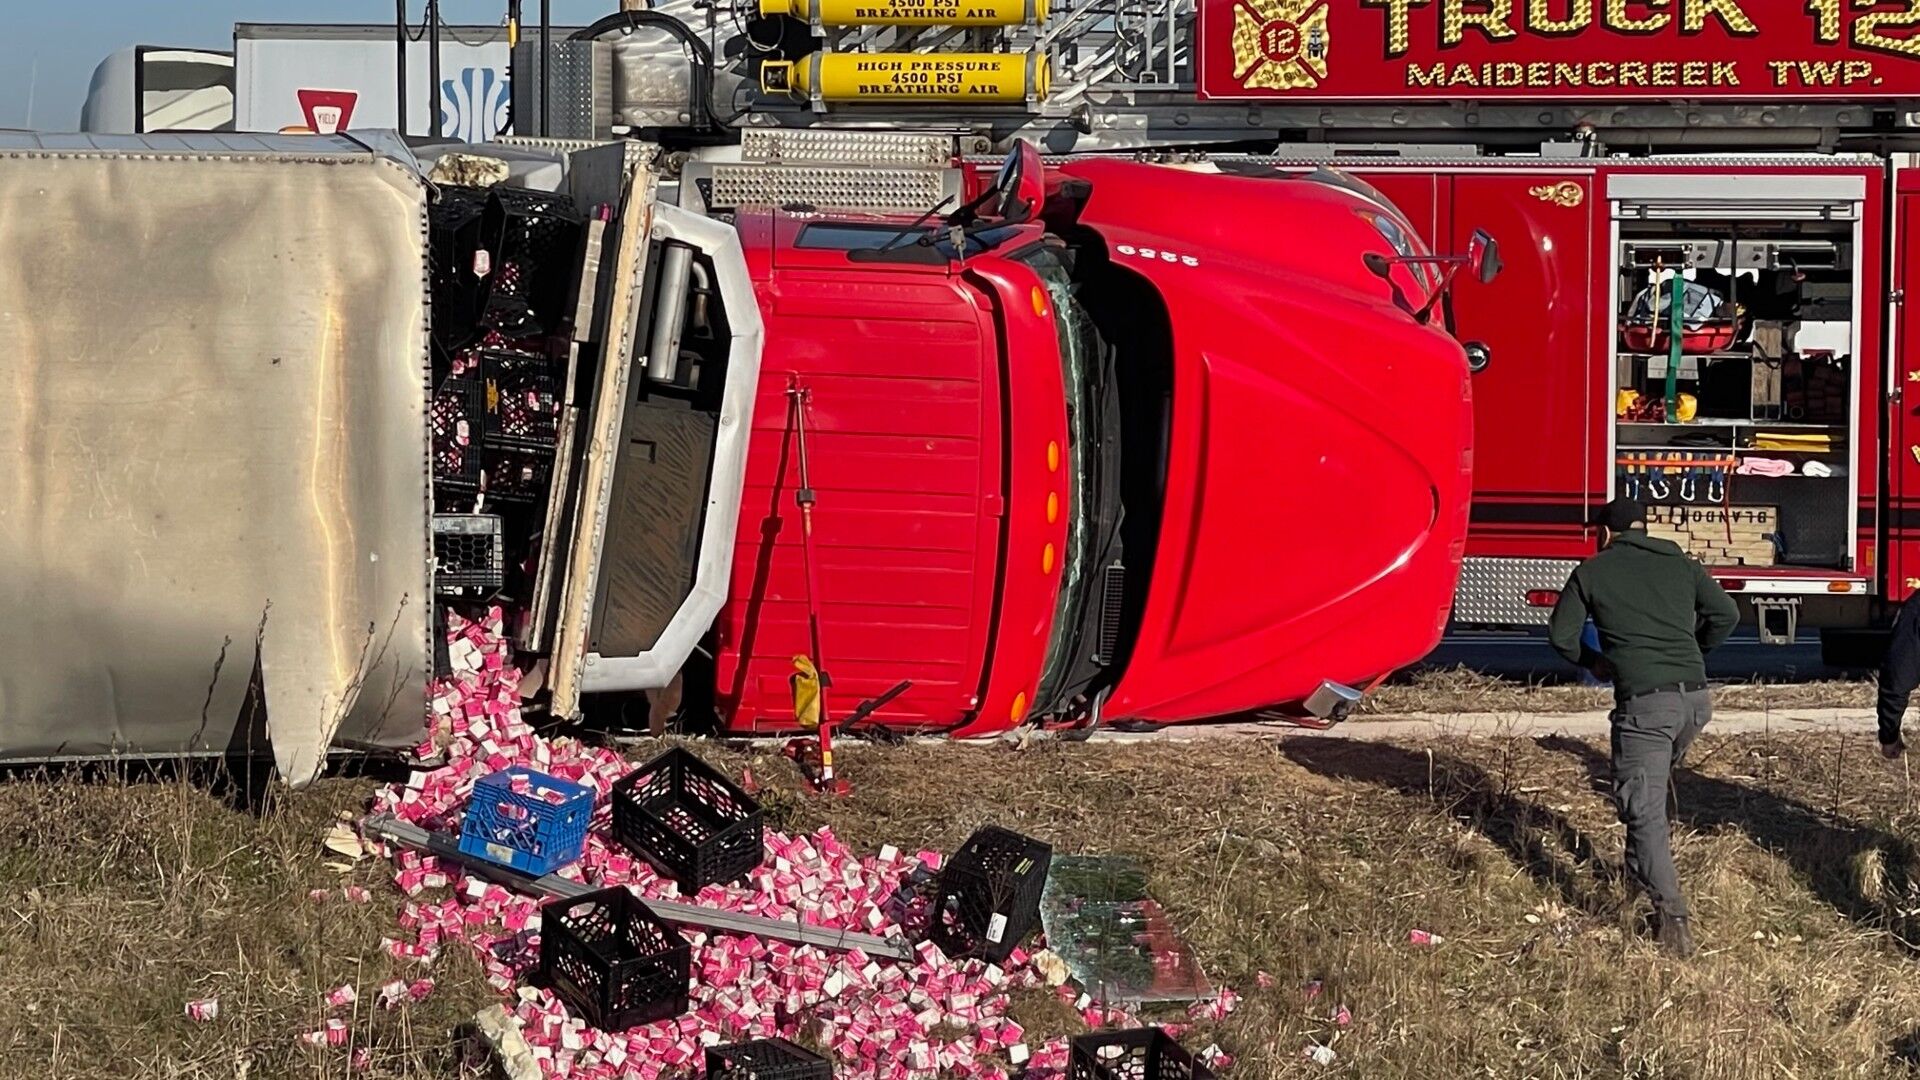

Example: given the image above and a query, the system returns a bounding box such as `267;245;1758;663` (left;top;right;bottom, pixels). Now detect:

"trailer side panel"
0;137;432;782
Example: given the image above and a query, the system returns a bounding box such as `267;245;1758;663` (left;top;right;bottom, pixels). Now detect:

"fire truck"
488;0;1920;663
1165;0;1920;663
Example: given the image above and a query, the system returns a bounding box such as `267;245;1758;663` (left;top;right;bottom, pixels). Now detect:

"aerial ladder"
479;2;1920;161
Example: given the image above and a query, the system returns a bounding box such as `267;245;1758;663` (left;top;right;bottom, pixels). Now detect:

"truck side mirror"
1469;229;1502;285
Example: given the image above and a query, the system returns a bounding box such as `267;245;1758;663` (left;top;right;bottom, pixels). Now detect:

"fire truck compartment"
1278;156;1881;637
1608;184;1863;582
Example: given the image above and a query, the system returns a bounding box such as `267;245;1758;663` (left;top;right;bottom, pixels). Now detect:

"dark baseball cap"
1592;498;1648;532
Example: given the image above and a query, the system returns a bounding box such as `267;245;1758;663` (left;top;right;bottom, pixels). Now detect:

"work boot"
1656;913;1696;959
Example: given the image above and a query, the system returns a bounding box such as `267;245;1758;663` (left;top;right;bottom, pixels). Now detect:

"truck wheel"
1821;628;1890;671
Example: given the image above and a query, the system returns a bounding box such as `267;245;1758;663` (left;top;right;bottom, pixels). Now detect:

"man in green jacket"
1548;498;1740;957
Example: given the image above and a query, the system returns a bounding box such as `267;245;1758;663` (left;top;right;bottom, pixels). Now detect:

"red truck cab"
701;152;1479;734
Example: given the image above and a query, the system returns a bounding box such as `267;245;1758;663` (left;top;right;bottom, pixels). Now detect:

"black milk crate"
479;188;583;337
610;748;765;890
479;348;564;452
1069;1029;1216;1080
488;381;562;449
477;343;555;377
429;186;489;348
430;375;486;486
929;825;1051;964
539;887;690;1032
705;1037;832;1080
477;444;555;504
432;514;505;595
478;260;540;336
487;186;584;267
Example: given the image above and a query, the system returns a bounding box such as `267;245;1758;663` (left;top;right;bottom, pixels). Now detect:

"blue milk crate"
458;768;595;876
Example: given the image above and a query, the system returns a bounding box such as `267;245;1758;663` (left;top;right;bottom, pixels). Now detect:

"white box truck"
234;23;574;141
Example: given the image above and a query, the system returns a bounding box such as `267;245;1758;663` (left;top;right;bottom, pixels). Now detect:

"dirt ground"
9;729;1920;1078
1364;665;1875;716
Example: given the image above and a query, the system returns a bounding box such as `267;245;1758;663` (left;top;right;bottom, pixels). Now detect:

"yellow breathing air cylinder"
760;52;1050;104
760;0;1047;26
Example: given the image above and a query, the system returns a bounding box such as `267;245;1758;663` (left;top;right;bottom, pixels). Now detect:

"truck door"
1437;170;1601;626
712;234;1009;734
1446;171;1600;554
1889;162;1920;604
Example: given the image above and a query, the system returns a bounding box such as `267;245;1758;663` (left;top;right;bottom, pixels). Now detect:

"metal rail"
362;813;918;961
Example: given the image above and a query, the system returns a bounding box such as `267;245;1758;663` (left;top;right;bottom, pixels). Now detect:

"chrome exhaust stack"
1303;680;1364;725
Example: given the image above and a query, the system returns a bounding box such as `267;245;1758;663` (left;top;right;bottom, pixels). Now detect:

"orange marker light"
1048;441;1060;472
1011;692;1029;722
1043;543;1056;573
1031;286;1047;316
1047;492;1059;523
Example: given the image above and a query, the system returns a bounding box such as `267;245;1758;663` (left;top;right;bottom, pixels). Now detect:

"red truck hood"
1059;159;1473;722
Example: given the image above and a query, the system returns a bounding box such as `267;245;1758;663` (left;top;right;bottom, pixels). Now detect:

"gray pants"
1610;688;1712;917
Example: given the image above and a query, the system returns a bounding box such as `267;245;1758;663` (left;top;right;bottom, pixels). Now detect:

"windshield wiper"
874;194;956;254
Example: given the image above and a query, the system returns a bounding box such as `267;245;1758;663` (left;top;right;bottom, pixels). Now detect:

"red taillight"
1720;579;1745;592
1525;590;1559;607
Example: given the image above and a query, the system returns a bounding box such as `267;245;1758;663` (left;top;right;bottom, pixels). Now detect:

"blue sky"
3;1;612;130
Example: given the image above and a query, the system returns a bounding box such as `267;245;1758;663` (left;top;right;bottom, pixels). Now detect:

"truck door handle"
1465;341;1492;373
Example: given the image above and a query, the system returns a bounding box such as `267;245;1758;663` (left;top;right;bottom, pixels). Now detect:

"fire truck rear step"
1753;597;1801;646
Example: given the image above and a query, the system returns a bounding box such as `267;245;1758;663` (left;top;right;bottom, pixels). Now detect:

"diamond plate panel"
511;40;610;140
700;163;954;213
1452;556;1582;626
741;129;956;167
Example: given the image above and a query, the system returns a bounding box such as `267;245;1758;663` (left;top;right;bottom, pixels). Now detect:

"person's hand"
1883;739;1906;760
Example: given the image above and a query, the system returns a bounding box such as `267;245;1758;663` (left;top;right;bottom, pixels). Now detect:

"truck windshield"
1021;246;1099;708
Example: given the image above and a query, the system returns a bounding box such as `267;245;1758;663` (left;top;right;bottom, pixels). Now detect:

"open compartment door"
1888;158;1920;604
547;170;765;718
1605;171;1870;608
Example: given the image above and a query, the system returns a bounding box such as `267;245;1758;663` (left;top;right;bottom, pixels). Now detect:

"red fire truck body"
1155;0;1920;657
1297;157;1893;650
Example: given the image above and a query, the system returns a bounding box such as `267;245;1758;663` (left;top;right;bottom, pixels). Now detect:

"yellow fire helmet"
1676;393;1698;422
1616;389;1640;417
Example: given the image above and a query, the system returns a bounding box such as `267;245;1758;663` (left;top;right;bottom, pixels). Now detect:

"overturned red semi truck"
695;151;1485;736
470;0;1920;663
1;131;1485;779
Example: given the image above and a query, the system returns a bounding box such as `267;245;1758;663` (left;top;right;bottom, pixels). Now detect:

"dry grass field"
6;728;1920;1078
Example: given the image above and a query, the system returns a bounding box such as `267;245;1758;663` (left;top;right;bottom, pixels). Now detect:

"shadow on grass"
0;750;407;817
1892;1026;1920;1068
1280;738;1620;916
1538;734;1920;947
